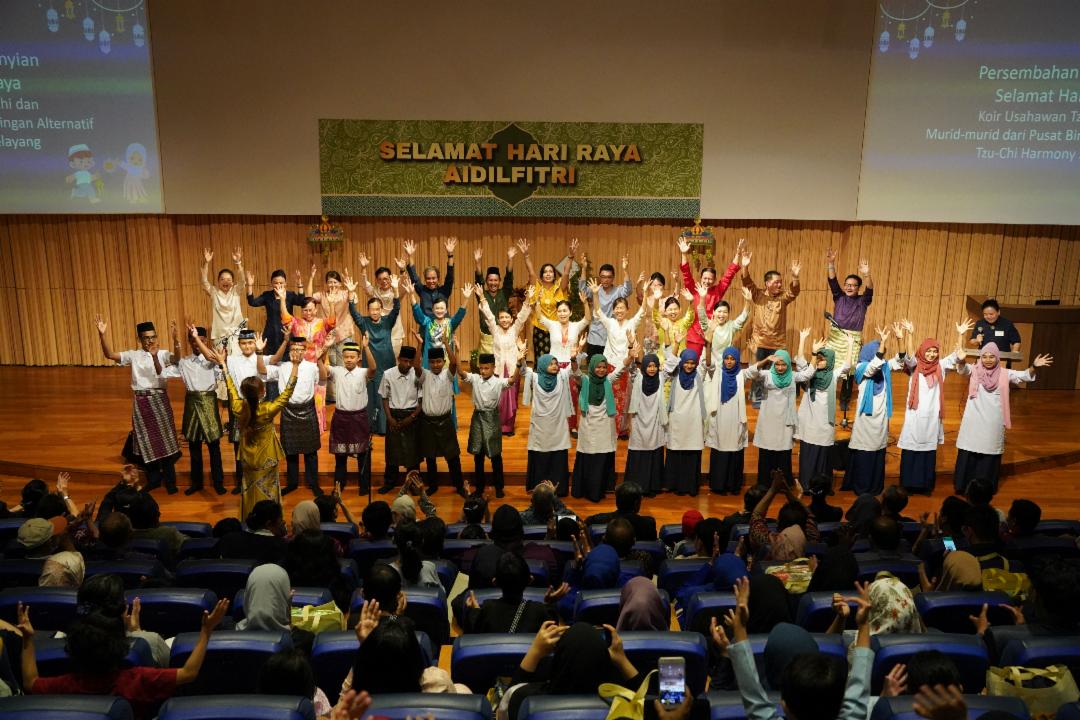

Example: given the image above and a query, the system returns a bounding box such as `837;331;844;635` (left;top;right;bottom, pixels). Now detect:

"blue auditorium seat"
452;587;547;624
444;522;490;538
658;558;709;596
85;558;166;588
870;695;1029;720
518;695;609;720
741;633;848;689
1008;535;1080;561
707;690;781;720
0;586;78;631
1034;520;1080;536
619;558;648;583
522;524;549;540
162;521;213;538
795;592;861;632
985;624;1037;663
659;523;683;547
365;693;492;720
619;631;709;695
0;517;26;544
871;634;989;694
442;539;489;570
319;522;358;546
857;560;920;587
311;630;436;705
681;591;737;632
127;538;170;564
450;634;537;694
336;557;360;587
633;540;667;567
403;586;451;647
914;591;1016;633
169;630;291;695
588;524;607;543
175;558;256;600
436;558;460;594
346;538;397;577
0;558;46;588
540;540;575;572
157;695;315;720
525;557;549;587
124;588;217;637
573;587;671;627
232;586;333;620
0;694;134;719
35;636;154;677
1000;636;1080;671
176;537;219;562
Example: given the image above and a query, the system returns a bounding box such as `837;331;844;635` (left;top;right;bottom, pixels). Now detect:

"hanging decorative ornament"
115;14;125;33
923;25;934;48
954;18;967;41
46;8;60;32
64;0;74;19
941;10;952;28
908;36;921;60
99;29;112;54
878;30;890;53
897;21;906;40
83;16;95;41
133;22;145;47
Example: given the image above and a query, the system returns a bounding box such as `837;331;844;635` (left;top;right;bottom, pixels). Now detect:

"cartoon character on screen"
65;144;101;204
117;142;151;204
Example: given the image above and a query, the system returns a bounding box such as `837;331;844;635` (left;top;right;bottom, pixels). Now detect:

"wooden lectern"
966;296;1080;390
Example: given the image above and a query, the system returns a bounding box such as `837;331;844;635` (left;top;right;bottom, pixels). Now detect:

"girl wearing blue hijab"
746;345;815;486
624;352;668;496
706;346;750;494
663;347;708;496
843;324;901;496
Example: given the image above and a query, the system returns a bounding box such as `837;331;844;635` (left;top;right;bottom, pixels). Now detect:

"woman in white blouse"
598;294;645;438
744;348;815;487
200;246;245;354
475;284;534;436
793;329;851;492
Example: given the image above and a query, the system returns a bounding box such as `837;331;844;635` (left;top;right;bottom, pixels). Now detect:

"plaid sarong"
182;391;223;444
467;408;502;457
826;325;863;368
130;389;181;464
281;399;321;455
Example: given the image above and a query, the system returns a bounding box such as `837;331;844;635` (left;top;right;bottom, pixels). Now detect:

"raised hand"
955;317;975;335
16;602;34;640
358;252;370;269
390;274;400;291
517;338;528;360
859;258;871;276
444;236;458;254
274;285;286;300
232;246;243;264
740;286;753;302
876;325;891;343
465;591;479;610
254;332;266;352
56;471;70;497
473;283;484;298
709;616;730;653
567;237;579;256
124;596;142;632
507;244;517;262
402;239;417;257
680;287;693;302
789;260;801;278
578;289;588;306
676;237;691;254
968;602;990;636
202;598;229;633
462;282;476;298
812;337;827;353
740;251;753;268
1032;353;1053;367
516;237;530;256
825;247;837;265
912;684;967;720
393;255;406;272
526;284;537;303
621;254;629;270
586;278;601;295
892;320;905;338
401;278;415;296
799;327;811;341
543;582;571;603
901;318;914;334
309;263;318;278
355;599;380;644
245;271;255;287
342;271;358;294
203;247;213;263
882;663;909;697
531;620;567;655
330;690;372;720
473;247;483;262
694;282;708;298
732;237;747;263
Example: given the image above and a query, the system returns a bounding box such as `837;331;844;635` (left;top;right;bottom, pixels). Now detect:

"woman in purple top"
824;248;873;420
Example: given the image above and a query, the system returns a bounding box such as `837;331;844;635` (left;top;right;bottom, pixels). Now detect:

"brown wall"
2;215;1078;366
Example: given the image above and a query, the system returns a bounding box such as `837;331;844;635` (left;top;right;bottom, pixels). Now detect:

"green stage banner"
319;119;702;218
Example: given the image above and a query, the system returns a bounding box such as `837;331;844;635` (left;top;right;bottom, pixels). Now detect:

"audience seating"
436;558;460;594
403;586;451;648
707;690;782;720
444;522;490;538
311;630;436;705
364;693;492;720
870;633;989;694
162;521;213;538
540;540;575;572
517;695;610;720
525;557;549;587
157;695;315;720
869;695;1029;720
659;523;683;546
914;591;1016;633
231;586;333;620
633;540;667;567
318;522;358;546
336;557;360;586
573;587;671;627
85;559;166;588
127;537;170;563
346;539;397;577
856;560;921;587
522;525;549;540
452;587;548;624
0;558;46;588
619;558;647;583
176;537;219;562
35;635;154;677
1034;520;1080;536
175;558;257;601
619;631;709;695
658;558;709;596
169;630;291;695
0;586;78;631
795;592;862;633
1008;535;1080;562
680;591;737;632
124;588;218;638
1000;636;1080;672
984;624;1037;663
450;633;538;694
443;539;490;570
742;633;848;689
0;694;135;720
0;517;26;544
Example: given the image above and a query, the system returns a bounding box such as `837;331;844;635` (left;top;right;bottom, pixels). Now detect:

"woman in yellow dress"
208;345;299;518
518;237;576;361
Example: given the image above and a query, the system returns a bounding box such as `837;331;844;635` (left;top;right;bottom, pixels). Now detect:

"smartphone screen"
942;536;957;552
658;657;686;706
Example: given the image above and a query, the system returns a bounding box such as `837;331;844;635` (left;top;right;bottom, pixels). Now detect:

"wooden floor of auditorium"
1;366;1078;525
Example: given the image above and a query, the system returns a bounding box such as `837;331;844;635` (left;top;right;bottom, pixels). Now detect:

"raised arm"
403;239;421;285
560;238;579;293
517;238;536;284
177;599;229;685
361;333;375;371
305;263;318;299
200;248;214;295
95;315;122;363
859;258;873;291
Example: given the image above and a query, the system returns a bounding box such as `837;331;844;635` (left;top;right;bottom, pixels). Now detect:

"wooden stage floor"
1;366;1078;526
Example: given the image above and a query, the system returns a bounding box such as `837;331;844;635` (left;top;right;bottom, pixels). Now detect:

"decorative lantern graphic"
923;25;934;48
879;30;890;52
954;18;967;41
83;16;95;41
46;8;59;32
99;29;111;54
908;37;920;60
133;22;145;47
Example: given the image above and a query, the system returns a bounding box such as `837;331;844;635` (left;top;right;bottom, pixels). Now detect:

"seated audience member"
564;539;621;594
585;481;658;541
1004;499;1042;540
962;504;1020;571
315;483;359;527
918;550;982;593
677;552;749;610
461;552;563;634
686;517;725;559
844;494;882;537
458;523;488;540
285;528;353;611
712;575;875;720
828;575;924;637
855;516;916;563
18;596;228;720
289;500;322;538
16;478;49;518
974;557;1080;648
236;563;315;657
351;615;469;695
807;545;859;594
465;505;557;593
87;512;155;562
386;520;441;588
750;473;819;562
217;500;288;564
359;500;393;541
38;550;85;588
671;509;703;557
257;649;332;718
913;495;972;565
418;516;446;560
391;472;437;525
18;516;72;560
504;622;645;720
78;573;171;668
362;563;408;619
519;481;564;526
617;576;669;631
212;517;242;538
965;477;1006;523
718;484;767;547
807;474;843;523
555;515;581;542
128;493;187;561
881;485;915;523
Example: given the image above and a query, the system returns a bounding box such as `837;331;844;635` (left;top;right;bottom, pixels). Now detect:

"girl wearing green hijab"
571;353;626;502
794;330;853;491
745;344;815;486
522;354;574;495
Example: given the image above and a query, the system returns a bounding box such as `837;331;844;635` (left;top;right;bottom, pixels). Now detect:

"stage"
1;366;1078;526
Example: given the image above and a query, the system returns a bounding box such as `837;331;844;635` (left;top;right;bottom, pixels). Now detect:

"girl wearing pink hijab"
953;342;1053;493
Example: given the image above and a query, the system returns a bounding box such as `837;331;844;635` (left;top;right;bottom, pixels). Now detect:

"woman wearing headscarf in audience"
571;353;625;502
844;325;907;496
747;574;795;634
845;494;882;537
624;351;667;497
827;575;924;638
350;612;469;696
954;341;1052;494
616;577;669;631
705;346;749;495
663;347;708;496
503;622;645;720
744;348;814;486
290;500;321;538
285;529;354;612
762;622;821;691
807;544;859;594
236;564;315;656
671;509;704;557
676;551;748;610
918;550;982;593
38;550;85;587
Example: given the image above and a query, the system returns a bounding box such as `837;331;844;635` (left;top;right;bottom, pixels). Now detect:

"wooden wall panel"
1;215;1077;366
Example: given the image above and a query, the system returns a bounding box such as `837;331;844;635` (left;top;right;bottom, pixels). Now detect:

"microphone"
823;311;842;331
